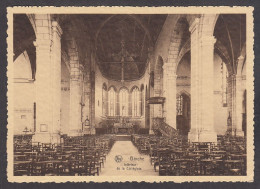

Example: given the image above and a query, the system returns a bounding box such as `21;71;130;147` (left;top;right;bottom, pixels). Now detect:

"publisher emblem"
114;155;123;163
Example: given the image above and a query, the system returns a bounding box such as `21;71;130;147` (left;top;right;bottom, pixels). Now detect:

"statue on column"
226;112;232;136
84;116;90;133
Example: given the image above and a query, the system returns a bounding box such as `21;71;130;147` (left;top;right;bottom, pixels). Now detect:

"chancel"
12;13;247;176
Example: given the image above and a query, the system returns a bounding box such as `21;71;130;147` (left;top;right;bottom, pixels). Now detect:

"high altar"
113;117;133;134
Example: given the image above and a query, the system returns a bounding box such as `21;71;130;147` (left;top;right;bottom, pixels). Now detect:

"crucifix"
99;39;144;82
23;127;30;135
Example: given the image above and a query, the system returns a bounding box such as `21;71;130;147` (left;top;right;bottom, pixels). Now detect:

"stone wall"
61;59;70;134
13;51;35;135
213;53;228;135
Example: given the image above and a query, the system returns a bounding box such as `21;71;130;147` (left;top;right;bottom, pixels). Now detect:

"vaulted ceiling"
95;15;167;81
214;14;246;74
58;14;167;81
82;14;167;81
13;14;36;79
13;14;246;81
13;14;167;81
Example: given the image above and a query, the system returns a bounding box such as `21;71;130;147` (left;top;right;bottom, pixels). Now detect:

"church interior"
13;13;247;176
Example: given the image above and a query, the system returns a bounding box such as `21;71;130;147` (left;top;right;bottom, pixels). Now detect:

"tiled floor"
100;141;158;176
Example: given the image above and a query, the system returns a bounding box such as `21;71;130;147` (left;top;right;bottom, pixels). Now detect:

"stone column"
163;64;168;119
90;71;96;133
84;74;91;124
69;50;82;136
228;55;244;137
230;74;236;135
33;38;52;143
226;75;233;134
51;21;63;143
189;18;217;142
235;74;244;136
33;16;62;144
164;63;177;129
189;18;200;142
198;35;217;142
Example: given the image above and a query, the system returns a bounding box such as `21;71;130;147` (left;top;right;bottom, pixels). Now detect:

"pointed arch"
200;14;219;37
26;14;37;34
102;83;108;91
154;56;164;97
14;50;33;80
237;43;246;75
176;39;190;69
14;14;36;79
108;86;116;116
177;90;191;98
119;86;129;93
130;85;139;93
108;85;117;92
102;82;108;116
166;16;190;75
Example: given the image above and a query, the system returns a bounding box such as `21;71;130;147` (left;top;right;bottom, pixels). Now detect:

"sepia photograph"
7;6;254;183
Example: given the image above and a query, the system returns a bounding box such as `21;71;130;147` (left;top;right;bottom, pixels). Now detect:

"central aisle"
100;141;158;176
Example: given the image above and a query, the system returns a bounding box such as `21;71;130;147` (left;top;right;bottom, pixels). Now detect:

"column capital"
33;40;38;47
166;73;177;80
162;64;170;70
229;73;237;79
164;66;177;77
235;75;243;80
34;39;52;52
238;55;245;61
200;36;216;45
52;21;63;37
163;62;175;68
35;38;51;46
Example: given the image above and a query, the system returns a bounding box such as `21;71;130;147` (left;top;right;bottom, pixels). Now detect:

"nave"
100;140;157;176
14;133;246;176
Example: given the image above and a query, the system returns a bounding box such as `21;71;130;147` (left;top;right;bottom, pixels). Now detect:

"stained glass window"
120;88;128;116
177;95;183;115
108;87;116;116
132;87;140;117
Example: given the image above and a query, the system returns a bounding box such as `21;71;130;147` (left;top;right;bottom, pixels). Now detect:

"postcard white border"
7;6;255;183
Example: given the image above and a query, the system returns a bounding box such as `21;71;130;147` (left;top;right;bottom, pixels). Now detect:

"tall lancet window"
140;86;144;116
222;62;228;106
119;88;129;116
132;87;140;117
108;87;116;116
102;83;107;116
177;95;183;115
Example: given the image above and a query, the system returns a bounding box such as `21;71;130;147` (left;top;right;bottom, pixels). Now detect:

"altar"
113;122;133;134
